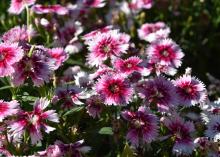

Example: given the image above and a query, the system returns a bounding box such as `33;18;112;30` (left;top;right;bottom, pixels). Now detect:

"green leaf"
63;106;84;116
121;143;135;157
0;85;12;91
98;127;113;135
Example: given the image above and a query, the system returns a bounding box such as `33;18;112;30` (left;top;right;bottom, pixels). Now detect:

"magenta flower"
146;38;184;68
48;48;69;70
163;114;195;156
114;56;143;75
2;25;35;43
138;22;170;42
8;0;36;14
12;47;54;86
130;0;153;10
0;100;19;122
86;95;104;118
82;0;106;8
8;98;59;145
95;74;133;105
135;77;177;111
121;106;158;147
174;75;207;106
86;29;130;66
32;4;68;15
0;43;23;77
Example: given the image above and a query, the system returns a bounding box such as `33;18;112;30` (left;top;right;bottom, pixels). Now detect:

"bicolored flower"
174;75;207;106
0;43;23;77
163;114;195;156
8;98;59;145
86;30;130;67
12;47;54;86
121;106;158;147
2;25;35;43
129;0;153;10
138;22;170;42
48;48;69;70
89;65;115;80
86;95;104;118
8;0;36;14
95;74;133;105
113;56;143;75
32;4;68;15
135;77;177;111
0;100;19;122
146;38;184;68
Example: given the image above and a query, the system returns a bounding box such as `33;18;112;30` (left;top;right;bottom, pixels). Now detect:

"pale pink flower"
48;48;69;70
146;38;184;68
0;100;19;122
2;25;35;43
121;106;158;147
8;98;59;145
138;22;170;42
32;4;68;15
0;43;23;77
8;0;36;14
174;75;207;106
86;30;130;67
95;74;133;105
129;0;153;10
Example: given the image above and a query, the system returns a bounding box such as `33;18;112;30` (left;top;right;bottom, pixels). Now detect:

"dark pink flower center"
0;103;8;114
132;119;145;128
109;83;120;93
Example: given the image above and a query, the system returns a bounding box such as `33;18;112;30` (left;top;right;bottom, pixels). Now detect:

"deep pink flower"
163;114;195;156
174;75;207;106
0;43;23;77
146;38;184;68
8;0;36;14
135;77;177;111
86;95;104;118
138;22;170;42
12;47;54;86
129;0;153;10
0;100;19;122
48;48;69;70
113;56;143;75
86;30;130;67
32;4;68;15
95;74;133;105
8;98;59;145
121;106;158;147
2;25;35;43
82;0;106;8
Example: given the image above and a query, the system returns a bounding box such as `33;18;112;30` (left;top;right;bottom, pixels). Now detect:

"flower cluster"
0;0;218;156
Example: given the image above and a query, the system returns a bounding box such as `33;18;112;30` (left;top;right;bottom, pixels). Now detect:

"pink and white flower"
86;29;130;67
135;77;177;111
121;106;158;147
138;22;170;42
163;114;195;156
2;25;35;43
8;98;59;144
95;74;133;105
32;4;68;15
174;75;207;106
8;0;36;14
146;38;184;68
0;100;19;122
113;56;143;75
129;0;153;10
47;48;69;70
0;43;23;77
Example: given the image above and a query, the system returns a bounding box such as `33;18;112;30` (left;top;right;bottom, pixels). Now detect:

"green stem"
25;5;31;42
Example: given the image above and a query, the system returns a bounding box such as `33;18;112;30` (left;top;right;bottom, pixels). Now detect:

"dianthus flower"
0;100;19;122
8;0;36;14
32;4;68;15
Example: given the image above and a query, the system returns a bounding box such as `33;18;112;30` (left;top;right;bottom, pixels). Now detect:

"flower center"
109;83;120;93
133;119;145;128
0;53;6;61
126;63;133;68
30;115;39;125
161;50;169;57
102;45;111;53
184;86;194;94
